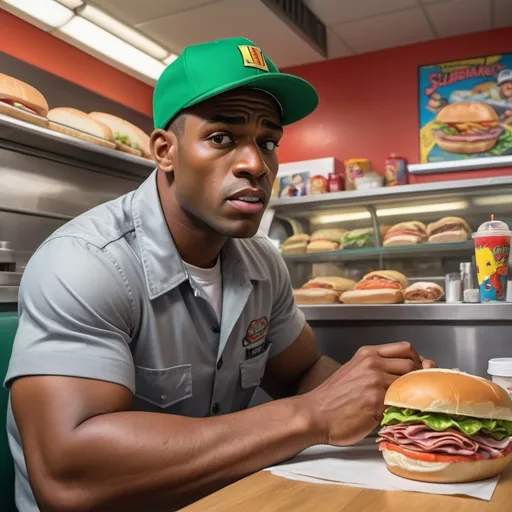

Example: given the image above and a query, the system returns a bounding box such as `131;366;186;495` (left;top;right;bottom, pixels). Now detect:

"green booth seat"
0;311;18;511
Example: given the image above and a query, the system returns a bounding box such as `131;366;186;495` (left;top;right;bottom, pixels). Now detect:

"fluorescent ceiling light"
312;201;469;225
3;0;74;28
59;16;166;80
56;0;83;7
79;4;169;60
163;54;178;65
473;195;512;206
313;212;371;224
377;201;469;217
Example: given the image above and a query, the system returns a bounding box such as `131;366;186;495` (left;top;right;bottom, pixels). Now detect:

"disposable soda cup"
472;216;512;302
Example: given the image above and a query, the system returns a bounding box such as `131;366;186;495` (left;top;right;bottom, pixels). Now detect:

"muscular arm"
12;375;318;512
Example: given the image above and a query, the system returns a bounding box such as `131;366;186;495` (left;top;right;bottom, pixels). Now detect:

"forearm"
42;396;317;511
296;355;341;394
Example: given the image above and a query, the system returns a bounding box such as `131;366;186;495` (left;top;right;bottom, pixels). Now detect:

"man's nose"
231;143;268;179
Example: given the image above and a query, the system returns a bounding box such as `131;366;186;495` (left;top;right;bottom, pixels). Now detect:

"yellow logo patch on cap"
238;45;269;72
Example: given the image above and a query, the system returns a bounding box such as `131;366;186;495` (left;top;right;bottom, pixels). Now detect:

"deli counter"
263;164;512;379
1;111;512;380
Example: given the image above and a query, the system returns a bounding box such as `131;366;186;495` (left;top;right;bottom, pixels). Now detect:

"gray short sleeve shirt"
4;171;305;511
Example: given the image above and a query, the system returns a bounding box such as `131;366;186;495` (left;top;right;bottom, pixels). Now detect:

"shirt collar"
132;171;265;300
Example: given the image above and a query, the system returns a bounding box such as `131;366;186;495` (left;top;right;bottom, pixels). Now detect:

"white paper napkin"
265;439;502;500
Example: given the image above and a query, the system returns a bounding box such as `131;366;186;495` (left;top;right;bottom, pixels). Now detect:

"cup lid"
488;358;512;376
473;217;512;238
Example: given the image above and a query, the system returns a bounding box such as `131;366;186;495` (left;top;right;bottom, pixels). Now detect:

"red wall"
0;10;153;117
280;27;512;184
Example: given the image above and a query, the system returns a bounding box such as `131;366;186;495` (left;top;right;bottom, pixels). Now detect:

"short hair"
166;113;185;139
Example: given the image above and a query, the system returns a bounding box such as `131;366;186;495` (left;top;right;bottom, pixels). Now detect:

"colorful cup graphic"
472;218;511;302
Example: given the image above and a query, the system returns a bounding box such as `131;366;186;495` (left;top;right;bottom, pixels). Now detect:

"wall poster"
419;54;512;163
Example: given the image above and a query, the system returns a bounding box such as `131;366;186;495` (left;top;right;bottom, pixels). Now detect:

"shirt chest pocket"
239;343;272;389
135;364;193;409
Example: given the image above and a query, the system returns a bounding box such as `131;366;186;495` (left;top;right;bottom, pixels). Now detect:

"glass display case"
264;174;512;291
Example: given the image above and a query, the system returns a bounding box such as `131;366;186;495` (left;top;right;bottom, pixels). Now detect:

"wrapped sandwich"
427;217;471;244
0;73;49;128
47;108;116;149
306;229;346;253
404;282;444;303
280;234;310;255
340;228;375;250
89;112;151;158
340;270;407;304
383;221;427;247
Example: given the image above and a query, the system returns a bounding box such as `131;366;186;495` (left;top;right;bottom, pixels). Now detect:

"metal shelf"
0;114;155;180
268;176;512;213
282;241;474;263
301;303;512;322
408;155;512;175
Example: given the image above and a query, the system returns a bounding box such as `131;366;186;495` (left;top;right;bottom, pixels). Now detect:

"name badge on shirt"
246;339;269;360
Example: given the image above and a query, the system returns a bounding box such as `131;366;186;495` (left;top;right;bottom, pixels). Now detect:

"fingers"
421;357;437;369
378;357;417;376
375;341;423;370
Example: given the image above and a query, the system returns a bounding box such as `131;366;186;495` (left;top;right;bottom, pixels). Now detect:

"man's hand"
302;341;436;447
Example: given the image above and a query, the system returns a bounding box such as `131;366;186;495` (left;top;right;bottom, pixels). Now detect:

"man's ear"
150;129;176;173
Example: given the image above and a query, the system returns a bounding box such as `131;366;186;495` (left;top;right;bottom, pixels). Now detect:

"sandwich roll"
48;108;116;150
383;221;427;247
293;288;340;304
282;234;311;245
306;240;339;253
302;276;356;295
0;73;49;128
281;241;308;255
89;112;150;158
427;217;470;244
340;289;403;304
404;282;444;303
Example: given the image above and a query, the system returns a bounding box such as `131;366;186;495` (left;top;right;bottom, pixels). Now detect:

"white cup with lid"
488;358;512;397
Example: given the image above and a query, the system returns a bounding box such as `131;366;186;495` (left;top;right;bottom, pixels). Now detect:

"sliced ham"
433;126;504;143
356;278;401;291
377;424;512;458
404;288;442;301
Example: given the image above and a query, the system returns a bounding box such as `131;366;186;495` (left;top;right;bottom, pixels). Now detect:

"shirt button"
212;403;220;414
212;326;220;334
161;394;167;401
217;358;223;371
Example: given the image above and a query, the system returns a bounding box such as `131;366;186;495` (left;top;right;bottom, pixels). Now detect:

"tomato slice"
379;441;512;463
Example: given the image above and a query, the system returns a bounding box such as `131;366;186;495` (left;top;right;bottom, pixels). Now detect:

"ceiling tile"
494;0;512;29
137;0;324;68
304;0;418;26
332;7;434;54
327;29;352;59
425;0;491;38
91;0;222;25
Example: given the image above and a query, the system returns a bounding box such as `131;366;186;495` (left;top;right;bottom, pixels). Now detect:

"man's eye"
210;134;233;145
261;140;279;152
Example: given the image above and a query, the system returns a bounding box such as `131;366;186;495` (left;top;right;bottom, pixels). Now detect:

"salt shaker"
445;272;461;303
460;261;479;303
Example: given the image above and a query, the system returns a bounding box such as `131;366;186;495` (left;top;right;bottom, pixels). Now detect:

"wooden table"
182;466;512;512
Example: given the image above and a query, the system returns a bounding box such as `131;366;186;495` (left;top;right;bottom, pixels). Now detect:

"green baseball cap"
153;37;318;129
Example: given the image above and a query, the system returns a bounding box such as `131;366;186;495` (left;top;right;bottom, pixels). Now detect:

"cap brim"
182;73;318;126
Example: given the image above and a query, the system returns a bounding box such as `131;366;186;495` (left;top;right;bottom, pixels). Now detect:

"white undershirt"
184;257;223;323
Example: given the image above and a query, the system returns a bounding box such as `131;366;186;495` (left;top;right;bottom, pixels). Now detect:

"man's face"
163;89;282;238
500;81;512;99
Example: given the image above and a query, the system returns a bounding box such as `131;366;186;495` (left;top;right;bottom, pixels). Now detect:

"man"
5;37;435;512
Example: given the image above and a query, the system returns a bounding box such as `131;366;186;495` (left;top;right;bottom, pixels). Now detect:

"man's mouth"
226;189;266;215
